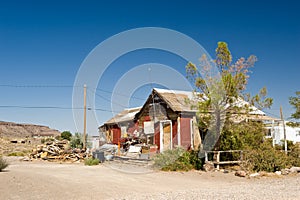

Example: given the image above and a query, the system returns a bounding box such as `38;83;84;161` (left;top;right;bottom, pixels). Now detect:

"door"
160;120;172;152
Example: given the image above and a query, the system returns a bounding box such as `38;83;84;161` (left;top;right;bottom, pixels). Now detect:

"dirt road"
1;159;299;200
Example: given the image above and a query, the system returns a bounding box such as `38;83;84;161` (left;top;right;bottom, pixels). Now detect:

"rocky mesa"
0;121;60;139
0;121;61;155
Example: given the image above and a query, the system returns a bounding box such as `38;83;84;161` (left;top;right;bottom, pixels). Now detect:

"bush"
55;135;62;141
289;144;300;167
84;157;100;166
61;131;72;141
0;157;9;172
153;147;193;171
220;121;265;151
41;137;55;144
242;142;292;172
7;152;25;157
70;133;83;149
189;149;204;170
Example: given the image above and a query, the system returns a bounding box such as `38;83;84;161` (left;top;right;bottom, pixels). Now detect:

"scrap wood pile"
30;140;87;162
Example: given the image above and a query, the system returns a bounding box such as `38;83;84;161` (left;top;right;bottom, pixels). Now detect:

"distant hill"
0;121;61;139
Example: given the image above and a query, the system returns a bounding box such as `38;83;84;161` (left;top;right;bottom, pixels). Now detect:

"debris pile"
30;140;87;162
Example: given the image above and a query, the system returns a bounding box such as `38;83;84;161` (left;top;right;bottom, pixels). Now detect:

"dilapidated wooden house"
135;88;201;152
100;88;275;152
100;88;202;152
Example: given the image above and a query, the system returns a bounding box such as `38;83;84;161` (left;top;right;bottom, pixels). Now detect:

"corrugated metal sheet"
153;88;199;112
104;107;141;125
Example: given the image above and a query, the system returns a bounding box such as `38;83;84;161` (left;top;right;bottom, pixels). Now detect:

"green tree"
61;131;72;141
287;91;300;127
186;41;273;150
289;91;300;120
70;132;84;149
69;132;91;149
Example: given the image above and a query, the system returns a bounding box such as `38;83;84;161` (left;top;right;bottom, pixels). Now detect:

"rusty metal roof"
104;107;141;125
153;88;200;112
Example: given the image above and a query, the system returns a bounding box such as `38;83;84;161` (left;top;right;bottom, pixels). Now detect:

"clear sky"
0;0;299;135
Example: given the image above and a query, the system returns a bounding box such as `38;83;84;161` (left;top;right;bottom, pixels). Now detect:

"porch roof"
104;107;141;125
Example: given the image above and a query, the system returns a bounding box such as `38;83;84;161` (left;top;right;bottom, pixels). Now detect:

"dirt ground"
1;158;300;200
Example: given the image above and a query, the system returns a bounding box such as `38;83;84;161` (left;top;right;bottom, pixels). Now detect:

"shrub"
55;135;62;141
7;152;25;157
153;147;193;171
41;137;55;144
84;157;100;166
242;142;292;172
61;131;72;141
288;144;300;167
189;149;204;170
220;121;265;151
0;157;9;172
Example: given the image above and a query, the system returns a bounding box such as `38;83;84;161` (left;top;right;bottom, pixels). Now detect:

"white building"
266;121;300;145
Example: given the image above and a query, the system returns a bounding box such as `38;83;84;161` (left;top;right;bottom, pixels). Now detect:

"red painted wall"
154;122;160;150
180;117;192;150
172;120;178;148
111;126;121;144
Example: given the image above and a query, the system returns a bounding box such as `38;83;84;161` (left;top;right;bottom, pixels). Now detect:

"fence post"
240;150;243;161
216;151;220;170
205;151;208;163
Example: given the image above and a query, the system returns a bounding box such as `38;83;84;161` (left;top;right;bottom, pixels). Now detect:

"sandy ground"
0;158;300;200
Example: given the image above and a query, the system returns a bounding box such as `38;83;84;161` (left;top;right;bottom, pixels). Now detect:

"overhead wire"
87;88;128;109
0;84;142;113
92;87;146;101
0;105;119;113
0;84;147;101
0;84;80;88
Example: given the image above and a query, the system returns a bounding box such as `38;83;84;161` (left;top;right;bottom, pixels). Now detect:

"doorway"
159;120;172;152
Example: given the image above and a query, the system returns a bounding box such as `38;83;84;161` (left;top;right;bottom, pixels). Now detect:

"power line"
263;110;282;119
0;84;147;101
0;84;80;88
0;105;121;113
0;105;82;109
91;87;146;101
87;88;128;108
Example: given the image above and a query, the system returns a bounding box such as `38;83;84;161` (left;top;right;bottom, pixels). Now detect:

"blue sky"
0;0;299;135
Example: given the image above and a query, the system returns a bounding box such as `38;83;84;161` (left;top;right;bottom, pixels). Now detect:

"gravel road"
0;159;299;200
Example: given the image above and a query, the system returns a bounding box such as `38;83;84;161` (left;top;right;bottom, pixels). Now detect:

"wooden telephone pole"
83;84;87;150
280;106;287;154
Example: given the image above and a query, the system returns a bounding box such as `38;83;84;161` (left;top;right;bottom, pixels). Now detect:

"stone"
235;170;247;177
22;156;30;161
281;168;290;175
249;172;260;178
289;167;300;174
203;161;215;172
275;171;282;175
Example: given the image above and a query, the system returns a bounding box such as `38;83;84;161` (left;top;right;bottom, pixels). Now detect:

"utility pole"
280;106;287;154
83;84;87;150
